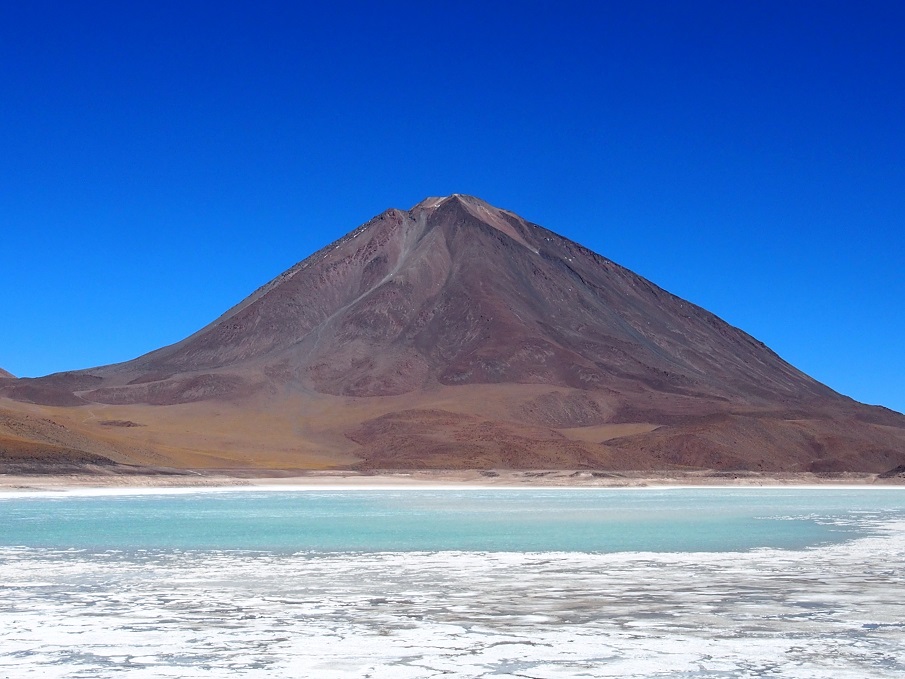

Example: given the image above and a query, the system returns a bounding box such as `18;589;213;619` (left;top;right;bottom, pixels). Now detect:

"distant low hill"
3;195;904;473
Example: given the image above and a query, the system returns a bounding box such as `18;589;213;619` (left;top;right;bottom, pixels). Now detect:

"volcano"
3;195;904;472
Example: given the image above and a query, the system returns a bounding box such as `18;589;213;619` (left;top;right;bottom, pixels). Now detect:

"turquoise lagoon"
0;487;892;552
1;487;904;677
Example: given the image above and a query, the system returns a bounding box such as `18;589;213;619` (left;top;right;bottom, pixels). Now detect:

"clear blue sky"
2;1;903;413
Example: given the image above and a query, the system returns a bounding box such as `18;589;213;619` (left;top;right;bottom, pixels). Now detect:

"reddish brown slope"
30;195;839;402
3;195;904;472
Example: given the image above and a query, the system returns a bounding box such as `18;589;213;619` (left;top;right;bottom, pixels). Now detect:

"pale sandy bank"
1;468;903;493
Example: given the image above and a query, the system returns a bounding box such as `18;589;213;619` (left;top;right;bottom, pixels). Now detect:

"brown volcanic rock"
3;194;905;472
48;194;837;402
0;405;126;471
0;368;14;379
347;408;616;470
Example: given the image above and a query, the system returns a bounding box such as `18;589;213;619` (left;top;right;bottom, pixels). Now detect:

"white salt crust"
1;520;903;677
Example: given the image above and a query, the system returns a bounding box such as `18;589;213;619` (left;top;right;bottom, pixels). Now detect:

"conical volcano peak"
4;196;903;474
411;194;537;252
411;193;512;217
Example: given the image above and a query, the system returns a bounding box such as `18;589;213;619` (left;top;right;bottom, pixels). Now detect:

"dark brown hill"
3;195;904;472
0;368;14;379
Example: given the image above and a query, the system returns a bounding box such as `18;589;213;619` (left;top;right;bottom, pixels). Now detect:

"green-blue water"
2;487;901;552
2;488;905;677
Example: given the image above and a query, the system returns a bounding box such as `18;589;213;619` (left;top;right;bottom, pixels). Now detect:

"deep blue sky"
2;1;903;413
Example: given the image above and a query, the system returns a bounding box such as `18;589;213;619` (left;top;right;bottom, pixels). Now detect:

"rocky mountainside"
0;368;14;379
3;195;904;472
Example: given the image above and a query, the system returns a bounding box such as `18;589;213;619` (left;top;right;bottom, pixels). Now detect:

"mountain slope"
3;195;904;472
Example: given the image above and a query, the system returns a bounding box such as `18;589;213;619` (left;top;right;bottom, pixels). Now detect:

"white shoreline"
2;481;904;499
1;468;902;497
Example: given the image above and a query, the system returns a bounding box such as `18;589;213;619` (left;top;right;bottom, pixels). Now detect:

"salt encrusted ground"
1;518;903;678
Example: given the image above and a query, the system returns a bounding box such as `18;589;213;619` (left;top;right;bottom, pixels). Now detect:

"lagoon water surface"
1;488;903;677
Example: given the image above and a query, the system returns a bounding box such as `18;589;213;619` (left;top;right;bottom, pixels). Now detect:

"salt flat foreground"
1;488;904;677
1;527;903;677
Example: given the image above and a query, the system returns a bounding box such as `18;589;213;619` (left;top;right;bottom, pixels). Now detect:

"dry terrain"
3;195;904;474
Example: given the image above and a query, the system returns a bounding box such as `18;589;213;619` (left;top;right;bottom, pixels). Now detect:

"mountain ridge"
62;195;830;402
2;195;904;472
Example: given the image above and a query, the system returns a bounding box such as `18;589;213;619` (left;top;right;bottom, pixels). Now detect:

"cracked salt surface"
1;493;904;677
